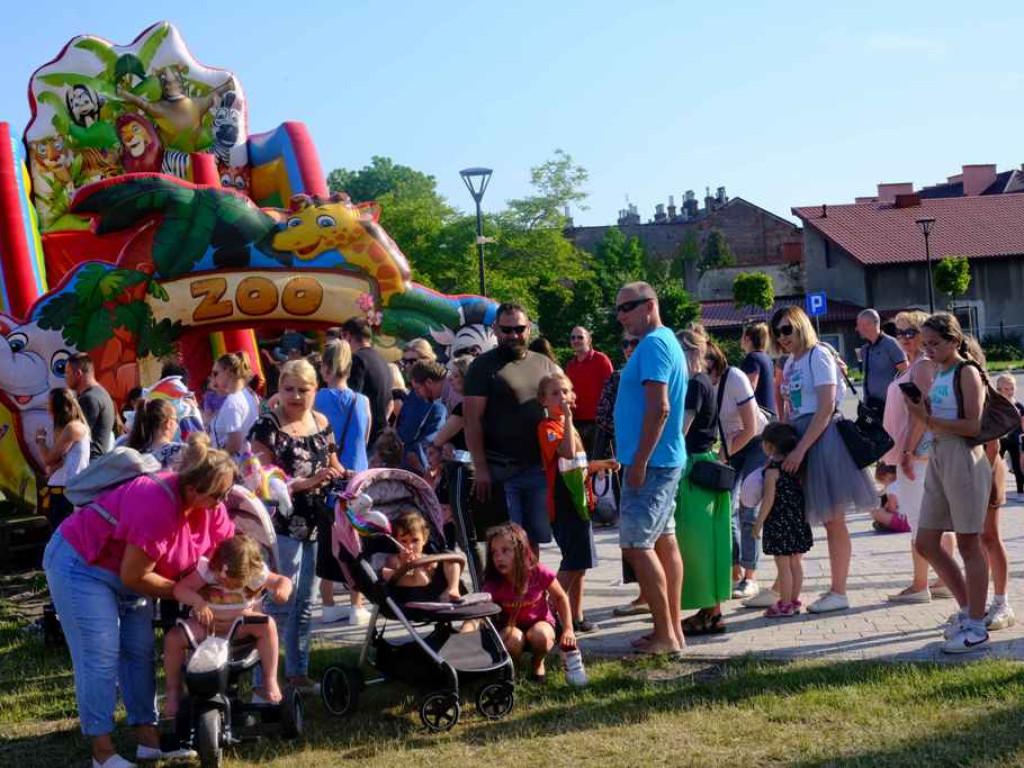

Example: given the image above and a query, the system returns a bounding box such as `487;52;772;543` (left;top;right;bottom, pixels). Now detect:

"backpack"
65;446;174;522
953;360;1021;447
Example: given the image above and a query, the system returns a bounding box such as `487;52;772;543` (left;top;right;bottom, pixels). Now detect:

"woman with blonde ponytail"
209;352;260;457
43;432;237;767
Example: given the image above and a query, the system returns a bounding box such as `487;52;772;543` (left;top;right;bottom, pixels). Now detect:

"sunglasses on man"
498;324;528;335
615;297;652;315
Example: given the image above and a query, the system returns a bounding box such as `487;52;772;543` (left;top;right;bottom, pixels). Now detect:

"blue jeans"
730;439;766;572
43;533;157;736
259;535;319;681
503;465;552;544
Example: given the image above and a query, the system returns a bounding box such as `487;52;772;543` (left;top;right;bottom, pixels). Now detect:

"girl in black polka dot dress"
753;422;813;618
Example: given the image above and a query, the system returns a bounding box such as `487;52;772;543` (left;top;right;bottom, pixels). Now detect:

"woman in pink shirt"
44;434;236;768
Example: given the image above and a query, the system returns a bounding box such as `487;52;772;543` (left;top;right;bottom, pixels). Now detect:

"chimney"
962;164;997;196
716;186;728;204
654;203;667;223
876;182;914;204
667;195;677;221
894;193;921;208
854;196;878;204
821;204;827;218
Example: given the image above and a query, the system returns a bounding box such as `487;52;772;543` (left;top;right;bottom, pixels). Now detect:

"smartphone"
898;381;923;403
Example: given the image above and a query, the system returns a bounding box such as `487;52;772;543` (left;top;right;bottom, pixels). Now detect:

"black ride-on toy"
173;615;303;768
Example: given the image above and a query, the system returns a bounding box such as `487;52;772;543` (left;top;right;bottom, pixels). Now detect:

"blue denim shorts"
619;465;684;549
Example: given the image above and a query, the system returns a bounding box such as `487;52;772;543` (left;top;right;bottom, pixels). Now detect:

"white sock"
992;594;1008;609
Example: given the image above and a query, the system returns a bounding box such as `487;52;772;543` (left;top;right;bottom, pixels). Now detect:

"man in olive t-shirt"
463;303;561;549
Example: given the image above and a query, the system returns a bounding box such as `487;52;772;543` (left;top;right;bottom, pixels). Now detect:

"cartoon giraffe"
271;193;411;301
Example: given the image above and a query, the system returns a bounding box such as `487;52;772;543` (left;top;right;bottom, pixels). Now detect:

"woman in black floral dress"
250;359;344;690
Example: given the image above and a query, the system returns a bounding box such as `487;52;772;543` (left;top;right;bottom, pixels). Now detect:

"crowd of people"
33;288;1024;767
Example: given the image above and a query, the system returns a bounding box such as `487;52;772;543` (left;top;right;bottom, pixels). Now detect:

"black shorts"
551;478;597;572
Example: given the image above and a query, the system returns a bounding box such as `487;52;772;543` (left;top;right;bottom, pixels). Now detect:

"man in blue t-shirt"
613;281;687;655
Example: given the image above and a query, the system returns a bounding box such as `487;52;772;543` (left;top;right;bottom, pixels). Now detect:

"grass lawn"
5;574;1024;767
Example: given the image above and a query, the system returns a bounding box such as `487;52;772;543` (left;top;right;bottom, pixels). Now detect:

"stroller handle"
385;552;467;586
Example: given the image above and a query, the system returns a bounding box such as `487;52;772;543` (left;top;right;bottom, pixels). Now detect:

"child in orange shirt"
537;373;618;633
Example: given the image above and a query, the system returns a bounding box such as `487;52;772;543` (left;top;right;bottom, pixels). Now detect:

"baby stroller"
171;485;302;768
320;468;515;732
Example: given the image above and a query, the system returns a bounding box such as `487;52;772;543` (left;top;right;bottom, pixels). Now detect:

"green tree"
503;148;588;230
670;228;700;287
700;229;735;274
934;256;971;309
733;272;775;313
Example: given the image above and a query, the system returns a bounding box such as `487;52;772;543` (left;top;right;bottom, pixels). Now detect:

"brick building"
565;188;804;301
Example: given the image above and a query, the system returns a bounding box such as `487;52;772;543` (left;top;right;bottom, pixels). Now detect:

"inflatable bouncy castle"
0;22;497;512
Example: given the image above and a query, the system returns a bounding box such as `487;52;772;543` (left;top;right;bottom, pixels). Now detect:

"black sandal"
681;608;726;637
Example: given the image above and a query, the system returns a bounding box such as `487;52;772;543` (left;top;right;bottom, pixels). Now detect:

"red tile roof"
700;296;865;329
792;194;1024;266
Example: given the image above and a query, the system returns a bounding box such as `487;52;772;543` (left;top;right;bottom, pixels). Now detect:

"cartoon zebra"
429;301;497;360
160;149;191;179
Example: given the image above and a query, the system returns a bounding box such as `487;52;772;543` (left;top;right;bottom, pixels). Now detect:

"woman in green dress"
675;329;734;635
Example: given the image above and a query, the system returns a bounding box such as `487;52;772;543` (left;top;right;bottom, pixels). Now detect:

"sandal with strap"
681;608;727;636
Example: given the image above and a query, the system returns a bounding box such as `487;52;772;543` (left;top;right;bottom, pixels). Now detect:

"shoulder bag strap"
336;391;356;450
716;371;731;462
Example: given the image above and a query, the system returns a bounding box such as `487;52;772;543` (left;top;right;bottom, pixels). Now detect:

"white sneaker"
942;610;966;640
563;649;587;687
321;604;349;624
807;592;849;614
93;756;135;768
732;579;760;599
942;624;990;654
986;603;1016;631
136;744;197;761
348;606;371;626
742;589;778;608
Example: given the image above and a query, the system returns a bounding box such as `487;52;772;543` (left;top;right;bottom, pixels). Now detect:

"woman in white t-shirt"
772;306;875;615
209;352;261;458
703;341;767;601
36;388;91;530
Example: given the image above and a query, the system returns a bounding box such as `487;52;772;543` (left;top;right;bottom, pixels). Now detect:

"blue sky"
3;1;1022;226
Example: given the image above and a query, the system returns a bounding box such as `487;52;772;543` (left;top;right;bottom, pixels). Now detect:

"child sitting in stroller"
163;534;293;716
382;509;462;603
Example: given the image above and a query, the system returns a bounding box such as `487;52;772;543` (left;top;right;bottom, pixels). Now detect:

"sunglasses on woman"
621;339;639;349
773;324;794;337
894;328;919;339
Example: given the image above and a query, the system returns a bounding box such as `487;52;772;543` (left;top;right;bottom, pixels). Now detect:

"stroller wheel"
280;687;303;738
196;708;223;768
476;682;515;720
321;665;362;717
420;692;461;732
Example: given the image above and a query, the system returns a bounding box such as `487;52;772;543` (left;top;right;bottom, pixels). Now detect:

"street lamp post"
916;216;936;313
460;167;493;297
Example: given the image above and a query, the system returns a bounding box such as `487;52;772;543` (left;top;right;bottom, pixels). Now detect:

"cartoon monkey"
65;84;102;128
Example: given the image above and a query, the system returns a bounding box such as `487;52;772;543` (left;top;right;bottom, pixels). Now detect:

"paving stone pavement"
312;476;1024;665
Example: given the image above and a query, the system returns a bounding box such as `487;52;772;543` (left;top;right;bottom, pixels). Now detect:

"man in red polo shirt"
565;326;613;455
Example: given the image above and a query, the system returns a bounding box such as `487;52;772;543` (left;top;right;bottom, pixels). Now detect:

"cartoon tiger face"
30;136;71;177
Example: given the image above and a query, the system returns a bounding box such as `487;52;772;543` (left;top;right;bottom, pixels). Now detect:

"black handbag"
836;399;895;470
689;459;736;491
687;375;738;492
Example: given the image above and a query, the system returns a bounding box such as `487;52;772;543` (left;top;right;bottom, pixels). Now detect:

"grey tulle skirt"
791;413;877;525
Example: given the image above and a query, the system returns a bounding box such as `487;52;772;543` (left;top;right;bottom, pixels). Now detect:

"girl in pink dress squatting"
483;522;576;683
163;534;293;716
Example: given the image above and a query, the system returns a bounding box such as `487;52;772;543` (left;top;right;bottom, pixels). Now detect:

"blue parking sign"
806;291;827;317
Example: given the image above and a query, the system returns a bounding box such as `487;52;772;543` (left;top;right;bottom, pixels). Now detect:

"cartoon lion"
117;113;164;173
